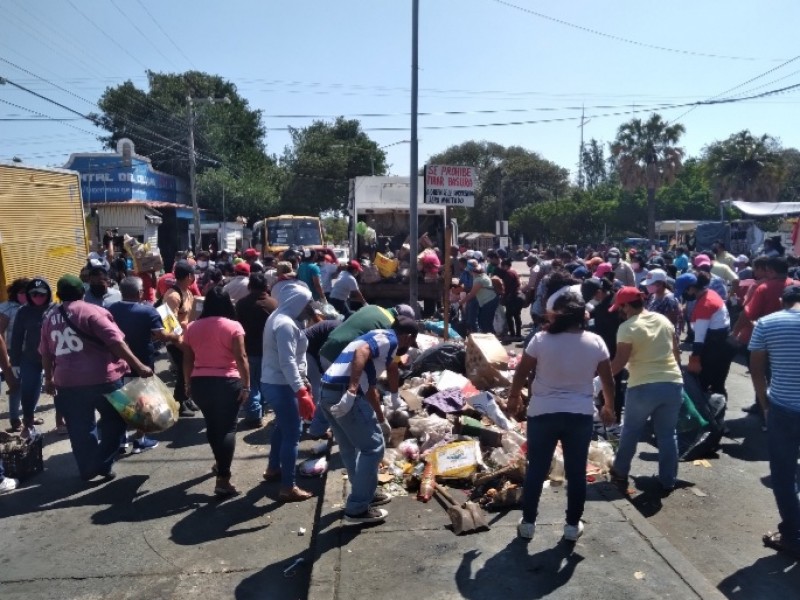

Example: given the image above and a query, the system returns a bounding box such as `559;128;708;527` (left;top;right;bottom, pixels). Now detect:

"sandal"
278;487;314;503
763;531;800;559
262;469;281;482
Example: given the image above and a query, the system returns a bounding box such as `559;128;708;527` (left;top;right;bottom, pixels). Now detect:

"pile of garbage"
376;332;617;526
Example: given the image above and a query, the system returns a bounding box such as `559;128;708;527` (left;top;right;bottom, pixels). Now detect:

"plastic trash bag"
105;377;179;433
407;343;466;378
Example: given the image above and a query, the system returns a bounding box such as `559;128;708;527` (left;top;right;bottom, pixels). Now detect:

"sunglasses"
30;291;47;297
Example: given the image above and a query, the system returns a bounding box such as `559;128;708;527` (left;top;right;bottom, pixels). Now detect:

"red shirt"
740;277;798;343
156;273;201;298
136;272;157;304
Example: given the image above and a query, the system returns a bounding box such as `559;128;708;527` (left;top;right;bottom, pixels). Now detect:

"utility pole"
186;95;231;254
577;104;588;190
409;0;420;314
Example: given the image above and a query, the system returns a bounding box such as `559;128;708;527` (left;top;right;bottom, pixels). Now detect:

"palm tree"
702;130;787;202
611;114;685;245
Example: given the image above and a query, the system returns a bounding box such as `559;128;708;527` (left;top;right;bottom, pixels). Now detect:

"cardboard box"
465;333;511;390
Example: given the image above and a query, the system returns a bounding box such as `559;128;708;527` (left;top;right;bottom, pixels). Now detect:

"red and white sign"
424;165;476;207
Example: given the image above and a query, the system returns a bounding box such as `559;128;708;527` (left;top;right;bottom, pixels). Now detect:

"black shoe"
343;507;388;526
184;399;200;412
179;405;196;417
742;403;760;415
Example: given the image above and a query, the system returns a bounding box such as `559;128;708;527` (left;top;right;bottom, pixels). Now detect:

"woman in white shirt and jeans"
508;291;616;542
329;261;367;319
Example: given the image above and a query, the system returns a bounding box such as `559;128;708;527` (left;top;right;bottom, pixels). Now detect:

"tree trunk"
647;186;657;248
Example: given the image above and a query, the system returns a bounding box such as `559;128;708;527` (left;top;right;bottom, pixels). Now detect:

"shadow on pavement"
454;538;583;599
718;553;800;599
235;548;311;600
156;416;209;450
719;416;769;462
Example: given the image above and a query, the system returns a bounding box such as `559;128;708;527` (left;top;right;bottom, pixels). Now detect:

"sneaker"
564;521;584;542
184;399;200;412
371;490;392;506
179;405;196;418
0;477;19;494
517;518;536;540
343;507;388;526
132;436;159;454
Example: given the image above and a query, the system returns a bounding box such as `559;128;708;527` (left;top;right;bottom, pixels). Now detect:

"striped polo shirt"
749;309;800;412
322;330;398;393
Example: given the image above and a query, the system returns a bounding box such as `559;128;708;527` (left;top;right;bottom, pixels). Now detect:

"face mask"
197;261;208;269
90;284;107;297
30;295;47;307
16;292;27;304
608;257;619;265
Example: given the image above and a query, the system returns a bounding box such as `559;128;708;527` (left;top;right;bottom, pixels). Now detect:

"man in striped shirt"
319;317;418;526
749;284;800;560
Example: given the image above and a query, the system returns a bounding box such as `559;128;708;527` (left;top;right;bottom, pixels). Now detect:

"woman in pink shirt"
182;287;250;497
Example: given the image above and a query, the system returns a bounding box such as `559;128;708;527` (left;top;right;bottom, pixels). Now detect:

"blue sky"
2;0;800;183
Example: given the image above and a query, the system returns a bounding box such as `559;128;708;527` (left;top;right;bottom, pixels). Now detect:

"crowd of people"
1;235;800;556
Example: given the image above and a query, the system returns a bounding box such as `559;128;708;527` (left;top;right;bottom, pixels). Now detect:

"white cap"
736;254;749;264
546;283;582;312
645;268;668;284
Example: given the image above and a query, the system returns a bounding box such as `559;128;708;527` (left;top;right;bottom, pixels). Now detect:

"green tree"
655;158;717;221
322;216;348;245
580;138;608;190
779;148;800;202
94;70;267;181
280;117;387;215
195;163;285;223
610;113;685;244
703;130;787;202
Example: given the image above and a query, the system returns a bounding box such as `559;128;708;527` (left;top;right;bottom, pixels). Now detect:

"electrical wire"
134;0;196;68
490;0;785;62
109;0;178;69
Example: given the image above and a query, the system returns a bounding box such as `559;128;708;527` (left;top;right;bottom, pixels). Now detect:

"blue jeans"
307;355;330;437
477;296;499;334
2;377;22;423
320;385;384;515
54;379;126;480
613;382;682;488
20;359;43;422
523;413;593;526
244;356;265;420
262;383;301;489
767;403;800;546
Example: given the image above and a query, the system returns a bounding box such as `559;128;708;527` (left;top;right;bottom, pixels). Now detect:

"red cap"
234;262;251;275
348;260;363;272
609;286;645;312
243;248;259;259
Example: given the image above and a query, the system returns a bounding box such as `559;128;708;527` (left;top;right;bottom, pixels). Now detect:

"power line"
109;0;178;69
490;0;785;62
134;0;196;68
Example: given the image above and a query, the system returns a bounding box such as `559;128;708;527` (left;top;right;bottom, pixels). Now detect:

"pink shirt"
39;301;128;388
184;317;244;378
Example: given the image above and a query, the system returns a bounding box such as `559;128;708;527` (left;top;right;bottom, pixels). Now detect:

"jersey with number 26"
38;300;128;388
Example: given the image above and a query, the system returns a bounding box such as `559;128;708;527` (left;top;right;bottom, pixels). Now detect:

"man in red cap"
223;262;251;303
608;286;684;494
243;248;262;270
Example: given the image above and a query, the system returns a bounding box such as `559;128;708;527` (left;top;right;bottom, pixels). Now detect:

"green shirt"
472;273;497;307
319;305;395;364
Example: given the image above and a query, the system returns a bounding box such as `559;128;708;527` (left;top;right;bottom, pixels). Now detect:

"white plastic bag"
493;304;507;336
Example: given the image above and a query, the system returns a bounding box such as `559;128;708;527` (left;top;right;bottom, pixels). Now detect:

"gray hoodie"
261;281;311;391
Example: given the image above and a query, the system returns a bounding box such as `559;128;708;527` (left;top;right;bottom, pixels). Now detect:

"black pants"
700;329;735;398
191;376;242;478
504;295;523;337
166;344;187;406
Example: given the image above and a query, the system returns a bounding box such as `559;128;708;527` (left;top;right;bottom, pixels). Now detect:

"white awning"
729;200;800;217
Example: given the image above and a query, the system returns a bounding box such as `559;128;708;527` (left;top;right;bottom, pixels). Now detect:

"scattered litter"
299;456;327;477
283;558;305;578
692;459;712;468
377;473;394;484
298;527;306;536
634;571;646;580
690;487;708;497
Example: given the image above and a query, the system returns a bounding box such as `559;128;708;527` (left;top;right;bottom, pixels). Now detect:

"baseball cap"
29;278;48;294
57;274;84;299
234;262;251;276
693;255;712;268
674;273;698;297
580;277;603;302
609;286;645;312
173;260;195;279
645;269;668;284
595;262;613;278
588;256;604;268
394;304;416;319
243;248;259;259
736;254;749;264
473;251;483;261
572;266;590;280
348;260;363;272
607;247;621;257
782;284;800;303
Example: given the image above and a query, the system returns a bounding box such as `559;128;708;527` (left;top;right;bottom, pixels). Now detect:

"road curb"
307;447;346;600
598;484;726;600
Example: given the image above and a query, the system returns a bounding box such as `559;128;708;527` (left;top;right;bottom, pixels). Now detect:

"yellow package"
430;440;483;479
374;252;399;278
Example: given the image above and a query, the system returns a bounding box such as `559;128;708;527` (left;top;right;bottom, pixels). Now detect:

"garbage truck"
348;176;457;313
0;163;88;300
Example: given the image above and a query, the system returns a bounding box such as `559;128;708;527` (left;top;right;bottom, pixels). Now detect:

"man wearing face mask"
606;247;636;287
9;278;54;434
84;266;122;308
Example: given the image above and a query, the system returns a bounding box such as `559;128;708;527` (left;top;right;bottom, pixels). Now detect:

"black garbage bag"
405;343;466;378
